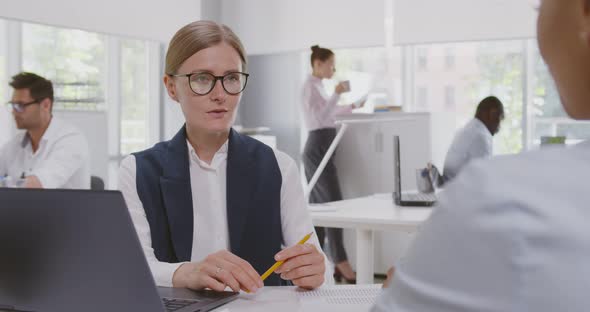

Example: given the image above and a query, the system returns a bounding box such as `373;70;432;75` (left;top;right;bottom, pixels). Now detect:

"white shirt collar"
471;118;492;137
186;139;229;170
308;74;322;84
20;117;60;149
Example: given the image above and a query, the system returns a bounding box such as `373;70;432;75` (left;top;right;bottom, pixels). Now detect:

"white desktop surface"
212;284;382;312
309;194;432;284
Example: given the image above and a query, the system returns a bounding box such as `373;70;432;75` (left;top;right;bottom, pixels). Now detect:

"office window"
417;47;428;71
416;87;428;110
330;46;404;109
0;20;9;147
445;47;455;70
22;23;107;111
412;41;524;154
445;85;455;110
0;20;6;101
19;21;159;189
300;40;586;155
530;44;590;146
120;39;149;155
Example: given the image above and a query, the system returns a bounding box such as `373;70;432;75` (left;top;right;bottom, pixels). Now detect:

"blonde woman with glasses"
118;21;330;294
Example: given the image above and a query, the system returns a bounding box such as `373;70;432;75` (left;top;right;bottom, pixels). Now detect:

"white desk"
213;284;381;312
309;194;432;284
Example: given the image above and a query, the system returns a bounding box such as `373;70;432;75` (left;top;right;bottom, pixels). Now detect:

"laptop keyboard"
162;298;202;312
403;193;437;202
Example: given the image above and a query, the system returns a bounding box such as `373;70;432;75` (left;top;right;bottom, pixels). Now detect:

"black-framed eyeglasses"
169;72;250;96
6;100;39;113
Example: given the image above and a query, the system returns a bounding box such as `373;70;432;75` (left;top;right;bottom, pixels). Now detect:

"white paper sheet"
215;284;382;312
297;284;381;305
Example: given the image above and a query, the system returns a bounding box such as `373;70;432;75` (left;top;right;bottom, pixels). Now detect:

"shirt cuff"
34;171;58;189
323;255;336;285
151;261;186;287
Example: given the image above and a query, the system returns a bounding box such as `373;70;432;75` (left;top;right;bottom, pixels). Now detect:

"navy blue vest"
133;126;286;286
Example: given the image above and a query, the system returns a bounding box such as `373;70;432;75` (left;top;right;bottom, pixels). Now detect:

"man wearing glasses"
0;72;90;189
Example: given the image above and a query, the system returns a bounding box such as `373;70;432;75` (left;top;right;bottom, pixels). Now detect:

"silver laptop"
0;188;238;312
393;136;437;207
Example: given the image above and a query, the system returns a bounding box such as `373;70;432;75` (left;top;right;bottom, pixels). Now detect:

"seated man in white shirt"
373;1;590;311
0;72;90;189
442;96;504;182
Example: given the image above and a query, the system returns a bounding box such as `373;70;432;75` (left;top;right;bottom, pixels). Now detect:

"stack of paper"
297;284;382;311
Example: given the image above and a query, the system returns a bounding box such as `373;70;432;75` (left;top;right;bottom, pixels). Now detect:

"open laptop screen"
393;135;402;197
0;189;164;312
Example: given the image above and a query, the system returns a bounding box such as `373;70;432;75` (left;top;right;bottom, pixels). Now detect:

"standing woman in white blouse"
118;21;329;294
301;45;363;283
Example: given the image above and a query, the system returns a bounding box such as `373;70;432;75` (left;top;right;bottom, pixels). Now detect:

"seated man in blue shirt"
442;96;504;182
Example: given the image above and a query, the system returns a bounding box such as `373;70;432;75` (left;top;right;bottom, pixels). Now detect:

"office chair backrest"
90;176;105;191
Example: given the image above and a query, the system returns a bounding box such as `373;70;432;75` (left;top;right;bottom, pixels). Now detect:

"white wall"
201;0;222;23
239;53;304;164
221;0;385;55
394;0;537;45
54;111;109;183
220;0;537;55
0;0;201;42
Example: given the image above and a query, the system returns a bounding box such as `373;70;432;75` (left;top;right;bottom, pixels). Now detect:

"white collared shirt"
301;75;353;131
0;118;90;189
373;141;590;312
118;140;333;287
443;118;493;181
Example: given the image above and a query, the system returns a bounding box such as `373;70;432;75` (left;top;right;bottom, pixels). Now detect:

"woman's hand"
382;266;396;288
172;250;264;293
335;82;348;94
273;243;326;289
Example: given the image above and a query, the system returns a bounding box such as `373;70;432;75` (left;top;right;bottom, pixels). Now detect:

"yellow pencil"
260;232;314;281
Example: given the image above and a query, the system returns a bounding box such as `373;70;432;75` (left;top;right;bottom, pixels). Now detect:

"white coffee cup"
341;80;351;92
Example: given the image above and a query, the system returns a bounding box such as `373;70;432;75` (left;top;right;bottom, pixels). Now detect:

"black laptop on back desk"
0;188;238;312
393;135;437;207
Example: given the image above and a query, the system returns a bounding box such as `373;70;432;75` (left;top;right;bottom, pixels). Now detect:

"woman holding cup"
301;45;363;283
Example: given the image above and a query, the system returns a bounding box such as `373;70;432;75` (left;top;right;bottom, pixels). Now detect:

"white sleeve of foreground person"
373;142;590;312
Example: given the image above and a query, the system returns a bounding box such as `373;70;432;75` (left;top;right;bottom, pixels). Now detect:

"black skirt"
302;128;343;204
302;128;348;263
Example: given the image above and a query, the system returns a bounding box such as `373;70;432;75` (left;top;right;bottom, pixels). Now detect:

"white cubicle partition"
53;111;109;186
333;112;455;274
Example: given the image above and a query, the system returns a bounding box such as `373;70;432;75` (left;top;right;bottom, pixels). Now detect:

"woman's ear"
312;59;321;70
163;75;179;102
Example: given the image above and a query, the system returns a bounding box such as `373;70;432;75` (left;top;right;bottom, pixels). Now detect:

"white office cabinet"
333;112;455;274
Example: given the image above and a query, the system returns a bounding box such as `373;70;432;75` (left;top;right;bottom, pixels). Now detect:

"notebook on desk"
297;284;381;307
393;136;437;207
231;284;381;312
0;189;237;312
